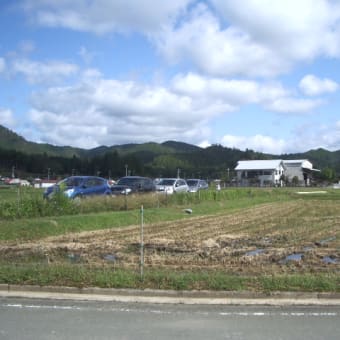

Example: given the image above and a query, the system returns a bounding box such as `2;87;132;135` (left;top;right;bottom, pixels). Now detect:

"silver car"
186;179;209;192
155;178;189;194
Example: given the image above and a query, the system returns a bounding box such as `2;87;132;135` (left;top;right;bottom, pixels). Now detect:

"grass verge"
0;264;338;293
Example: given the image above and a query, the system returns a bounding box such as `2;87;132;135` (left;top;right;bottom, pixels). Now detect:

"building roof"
282;159;307;164
235;160;283;171
282;159;314;170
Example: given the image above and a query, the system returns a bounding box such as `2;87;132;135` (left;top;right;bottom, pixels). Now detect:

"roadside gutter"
1;284;340;306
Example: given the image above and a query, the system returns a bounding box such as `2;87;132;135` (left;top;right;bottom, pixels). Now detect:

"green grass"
258;274;340;292
0;208;193;241
0;264;338;292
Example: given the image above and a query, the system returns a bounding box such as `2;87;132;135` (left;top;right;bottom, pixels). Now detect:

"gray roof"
282;159;307;164
283;159;314;170
235;160;283;171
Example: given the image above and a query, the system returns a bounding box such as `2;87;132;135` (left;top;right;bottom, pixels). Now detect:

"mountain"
0;125;339;178
162;141;201;153
0;125;86;158
0;126;196;158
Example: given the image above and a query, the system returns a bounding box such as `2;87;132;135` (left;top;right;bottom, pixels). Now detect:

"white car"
155;178;189;194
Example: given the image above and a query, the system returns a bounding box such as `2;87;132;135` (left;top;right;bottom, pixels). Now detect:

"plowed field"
1;200;339;275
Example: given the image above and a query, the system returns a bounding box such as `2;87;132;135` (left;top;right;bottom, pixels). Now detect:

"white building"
235;160;285;187
282;159;320;186
7;178;31;186
235;159;319;187
33;178;57;188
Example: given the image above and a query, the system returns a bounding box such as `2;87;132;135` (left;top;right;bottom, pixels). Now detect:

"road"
0;298;339;339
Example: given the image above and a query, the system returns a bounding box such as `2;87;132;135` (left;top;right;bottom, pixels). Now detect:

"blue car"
43;176;112;199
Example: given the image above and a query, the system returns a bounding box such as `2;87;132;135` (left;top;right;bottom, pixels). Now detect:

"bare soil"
1;200;339;275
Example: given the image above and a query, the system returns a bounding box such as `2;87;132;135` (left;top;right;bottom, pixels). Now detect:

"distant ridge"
0;125;201;158
162;140;201;153
0;125;339;176
0;125;86;158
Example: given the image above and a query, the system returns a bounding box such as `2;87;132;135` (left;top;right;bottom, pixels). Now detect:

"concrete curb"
1;284;340;305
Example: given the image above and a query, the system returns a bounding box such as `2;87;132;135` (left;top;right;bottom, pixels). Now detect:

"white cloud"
211;0;340;59
264;97;323;114
156;4;288;78
81;68;103;80
26;70;327;148
292;120;340;151
319;123;340;149
8;1;340;152
20;1;340;80
299;74;339;96
172;73;262;105
172;72;320;114
0;58;5;72
198;140;211;148
22;0;192;35
78;46;96;64
221;134;287;154
0;108;16;127
28;76;218;148
172;73;288;103
221;119;340;154
12;59;78;84
155;1;340;78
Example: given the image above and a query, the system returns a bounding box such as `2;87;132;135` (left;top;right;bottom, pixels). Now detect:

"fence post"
140;205;144;281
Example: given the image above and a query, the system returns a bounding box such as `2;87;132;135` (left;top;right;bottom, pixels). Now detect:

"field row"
1;200;339;276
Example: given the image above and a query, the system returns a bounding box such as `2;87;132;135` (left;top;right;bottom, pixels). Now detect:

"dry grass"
1;200;339;277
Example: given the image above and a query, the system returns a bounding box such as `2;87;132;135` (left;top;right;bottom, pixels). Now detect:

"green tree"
320;167;336;182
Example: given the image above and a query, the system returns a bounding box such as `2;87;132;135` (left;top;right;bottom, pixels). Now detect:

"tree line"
0;145;339;183
0;146;236;180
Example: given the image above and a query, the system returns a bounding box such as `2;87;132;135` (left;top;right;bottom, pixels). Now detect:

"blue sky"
1;0;340;154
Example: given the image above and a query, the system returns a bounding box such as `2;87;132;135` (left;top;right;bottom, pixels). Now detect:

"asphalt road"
1;298;339;340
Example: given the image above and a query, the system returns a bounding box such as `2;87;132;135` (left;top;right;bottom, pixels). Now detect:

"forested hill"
0;125;339;179
0;125;86;158
0;125;199;157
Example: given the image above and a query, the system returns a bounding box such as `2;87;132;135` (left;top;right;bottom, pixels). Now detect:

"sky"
1;0;340;154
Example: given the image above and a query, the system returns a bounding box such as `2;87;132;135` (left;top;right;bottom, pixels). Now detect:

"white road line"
1;303;338;317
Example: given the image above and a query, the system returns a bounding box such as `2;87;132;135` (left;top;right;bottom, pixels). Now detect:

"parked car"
111;176;155;195
43;176;112;199
186;179;209;192
155;178;188;194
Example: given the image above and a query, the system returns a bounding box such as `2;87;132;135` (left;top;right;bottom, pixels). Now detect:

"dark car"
111;176;155;195
186;179;209;192
43;176;112;199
